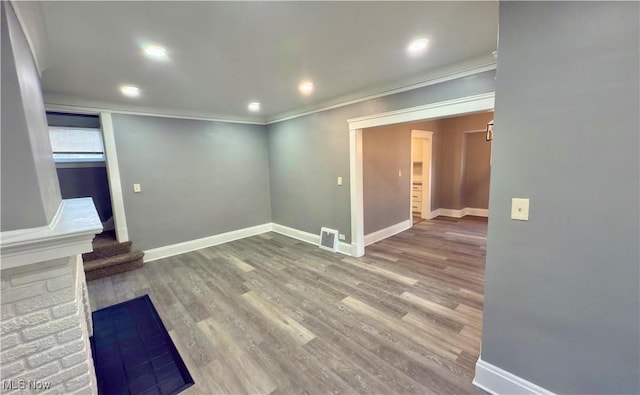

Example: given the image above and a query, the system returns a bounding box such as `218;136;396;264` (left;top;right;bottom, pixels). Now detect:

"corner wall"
362;124;411;234
479;2;639;393
110;114;271;251
1;2;61;231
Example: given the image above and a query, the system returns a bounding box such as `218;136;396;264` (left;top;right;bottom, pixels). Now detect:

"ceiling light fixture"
407;38;429;55
120;85;140;97
143;44;168;60
298;81;314;95
248;102;261;112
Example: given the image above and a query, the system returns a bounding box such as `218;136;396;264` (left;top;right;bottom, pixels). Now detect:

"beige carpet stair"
83;232;145;281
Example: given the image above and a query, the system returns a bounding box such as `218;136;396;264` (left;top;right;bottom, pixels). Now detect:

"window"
49;127;105;162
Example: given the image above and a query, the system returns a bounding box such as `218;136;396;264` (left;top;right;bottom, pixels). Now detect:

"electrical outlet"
339;234;346;241
337;176;343;186
511;198;529;221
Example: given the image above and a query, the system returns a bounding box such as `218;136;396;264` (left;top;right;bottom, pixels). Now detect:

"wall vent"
319;227;339;252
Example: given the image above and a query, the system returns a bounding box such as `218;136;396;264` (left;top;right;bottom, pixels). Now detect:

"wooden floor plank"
241;290;316;345
87;216;488;394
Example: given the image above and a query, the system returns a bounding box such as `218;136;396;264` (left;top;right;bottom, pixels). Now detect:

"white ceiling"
26;1;498;123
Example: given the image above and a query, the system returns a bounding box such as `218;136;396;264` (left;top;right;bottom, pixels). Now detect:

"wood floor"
88;216;488;395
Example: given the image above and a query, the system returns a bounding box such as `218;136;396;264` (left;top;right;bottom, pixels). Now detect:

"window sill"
55;160;106;169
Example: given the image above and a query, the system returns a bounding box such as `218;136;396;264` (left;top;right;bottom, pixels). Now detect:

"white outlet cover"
133;183;141;193
511;198;529;221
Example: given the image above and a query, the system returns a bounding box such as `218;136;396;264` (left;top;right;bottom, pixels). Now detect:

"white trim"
473;358;555;395
272;223;353;256
0;198;103;270
268;56;496;124
100;112;129;243
143;222;355;262
465;207;489;217
45;98;265;126
438;208;465;218
349;129;365;257
364;219;412;246
348;93;495;258
348;92;496;131
431;208;489;218
143;223;273;262
429;209;440;219
410;130;433;220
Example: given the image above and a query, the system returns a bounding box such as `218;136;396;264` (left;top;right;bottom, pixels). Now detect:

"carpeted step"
84;251;145;281
83;232;132;262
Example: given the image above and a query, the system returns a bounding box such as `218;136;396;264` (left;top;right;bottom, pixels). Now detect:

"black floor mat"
90;295;194;395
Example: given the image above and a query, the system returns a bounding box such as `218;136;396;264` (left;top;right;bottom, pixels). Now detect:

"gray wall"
111;114;271;251
1;3;61;231
363;124;411;234
56;166;112;223
481;2;639;394
437;112;493;210
268;70;496;242
359;112;492;223
462;132;491;209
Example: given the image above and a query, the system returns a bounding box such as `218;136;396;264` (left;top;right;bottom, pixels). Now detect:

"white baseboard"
436;208;464;218
271;223;353;256
144;223;272;262
464;207;489;217
432;207;489;218
364;219;412;246
473;358;554;395
144;222;355;262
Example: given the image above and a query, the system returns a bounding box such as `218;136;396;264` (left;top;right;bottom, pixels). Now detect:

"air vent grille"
319;227;339;252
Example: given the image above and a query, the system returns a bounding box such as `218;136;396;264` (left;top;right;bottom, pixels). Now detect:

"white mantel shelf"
0;198;103;270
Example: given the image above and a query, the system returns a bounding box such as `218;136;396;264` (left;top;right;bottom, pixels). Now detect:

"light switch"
398;170;402;177
339;234;346;241
337;177;343;186
133;183;141;193
511;198;529;221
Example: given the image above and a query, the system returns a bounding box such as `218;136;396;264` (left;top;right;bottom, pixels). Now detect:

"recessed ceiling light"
143;44;168;60
120;85;140;97
298;81;314;95
407;38;429;54
248;102;261;112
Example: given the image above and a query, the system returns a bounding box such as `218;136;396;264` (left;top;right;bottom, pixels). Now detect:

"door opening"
46;111;115;233
410;130;433;223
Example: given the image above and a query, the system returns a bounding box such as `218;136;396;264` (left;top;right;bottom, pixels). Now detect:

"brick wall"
1;256;97;394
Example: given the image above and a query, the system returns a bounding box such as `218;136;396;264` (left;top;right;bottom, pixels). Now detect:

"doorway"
348;92;495;257
410;130;433;223
47;111;115;232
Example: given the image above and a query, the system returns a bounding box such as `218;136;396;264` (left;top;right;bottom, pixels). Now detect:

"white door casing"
348;92;495;257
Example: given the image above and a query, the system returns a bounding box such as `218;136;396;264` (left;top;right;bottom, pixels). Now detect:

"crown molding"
266;53;497;124
43;54;496;127
43;95;267;125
